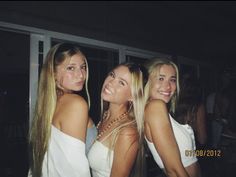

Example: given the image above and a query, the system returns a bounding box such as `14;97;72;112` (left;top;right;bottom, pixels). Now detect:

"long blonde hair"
29;43;90;177
144;58;180;113
100;62;147;177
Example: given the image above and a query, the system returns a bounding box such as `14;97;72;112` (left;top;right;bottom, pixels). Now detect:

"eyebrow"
112;70;129;85
118;77;128;85
159;74;176;78
67;62;86;66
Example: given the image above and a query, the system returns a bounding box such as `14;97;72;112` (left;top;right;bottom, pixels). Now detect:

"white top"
37;125;91;177
88;140;114;177
145;114;198;169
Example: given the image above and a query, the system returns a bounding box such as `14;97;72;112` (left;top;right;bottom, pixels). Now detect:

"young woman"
28;43;96;177
88;63;146;177
144;58;201;177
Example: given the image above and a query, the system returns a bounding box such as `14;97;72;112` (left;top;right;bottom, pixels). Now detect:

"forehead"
114;65;131;82
67;53;85;64
158;64;176;75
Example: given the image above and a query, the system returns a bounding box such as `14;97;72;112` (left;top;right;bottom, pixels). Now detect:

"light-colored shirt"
41;125;91;177
145;114;198;169
88;140;114;177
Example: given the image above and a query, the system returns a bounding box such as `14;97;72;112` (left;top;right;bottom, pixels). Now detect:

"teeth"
104;87;112;94
160;92;170;96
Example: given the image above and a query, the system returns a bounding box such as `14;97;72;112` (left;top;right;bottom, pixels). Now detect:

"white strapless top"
41;125;91;177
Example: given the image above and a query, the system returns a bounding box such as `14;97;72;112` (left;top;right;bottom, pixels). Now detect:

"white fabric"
88;140;114;177
41;125;91;177
145;114;198;169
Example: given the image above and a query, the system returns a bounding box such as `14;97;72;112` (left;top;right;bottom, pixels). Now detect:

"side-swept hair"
144;57;180;113
29;43;90;177
100;62;147;177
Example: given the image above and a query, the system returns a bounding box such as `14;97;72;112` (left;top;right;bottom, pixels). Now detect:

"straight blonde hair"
144;58;180;113
100;62;147;177
29;43;90;177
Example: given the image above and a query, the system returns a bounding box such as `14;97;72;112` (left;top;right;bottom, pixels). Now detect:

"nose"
76;68;85;79
107;77;115;86
163;81;171;90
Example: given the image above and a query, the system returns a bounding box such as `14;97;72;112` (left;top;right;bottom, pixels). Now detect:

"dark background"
0;1;236;71
0;1;236;177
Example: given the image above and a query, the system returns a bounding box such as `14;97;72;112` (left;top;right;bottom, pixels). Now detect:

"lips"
103;85;112;95
159;91;171;97
75;81;84;86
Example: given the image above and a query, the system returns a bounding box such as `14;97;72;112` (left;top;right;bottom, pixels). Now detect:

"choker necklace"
96;111;128;140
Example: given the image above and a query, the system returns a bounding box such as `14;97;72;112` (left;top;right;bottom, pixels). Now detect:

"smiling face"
149;64;177;103
55;53;87;93
101;65;132;105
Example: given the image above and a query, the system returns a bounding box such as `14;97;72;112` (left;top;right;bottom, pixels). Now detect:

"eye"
170;78;176;83
158;77;164;81
66;66;75;71
108;72;115;78
81;64;87;70
119;80;125;86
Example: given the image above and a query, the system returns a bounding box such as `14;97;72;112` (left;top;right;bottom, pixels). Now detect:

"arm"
110;127;139;177
196;104;207;145
145;99;189;177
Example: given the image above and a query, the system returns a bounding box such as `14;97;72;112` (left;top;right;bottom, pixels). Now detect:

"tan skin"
51;53;93;142
145;64;201;177
98;66;139;177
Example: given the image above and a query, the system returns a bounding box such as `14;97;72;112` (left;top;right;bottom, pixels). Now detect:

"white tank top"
88;140;114;177
145;114;198;169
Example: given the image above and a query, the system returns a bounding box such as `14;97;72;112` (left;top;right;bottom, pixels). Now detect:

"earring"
128;101;133;112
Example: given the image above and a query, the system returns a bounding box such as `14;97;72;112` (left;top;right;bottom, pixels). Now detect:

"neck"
107;103;128;120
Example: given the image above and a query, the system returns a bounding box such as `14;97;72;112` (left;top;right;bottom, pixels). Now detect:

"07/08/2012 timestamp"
185;149;221;157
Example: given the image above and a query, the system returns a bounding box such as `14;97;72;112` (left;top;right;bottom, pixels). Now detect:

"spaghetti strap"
100;130;114;142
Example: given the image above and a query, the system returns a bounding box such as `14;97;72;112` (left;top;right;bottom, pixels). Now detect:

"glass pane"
126;55;149;65
0;30;30;177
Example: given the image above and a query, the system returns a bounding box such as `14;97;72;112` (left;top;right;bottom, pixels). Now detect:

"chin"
74;87;83;92
102;94;114;103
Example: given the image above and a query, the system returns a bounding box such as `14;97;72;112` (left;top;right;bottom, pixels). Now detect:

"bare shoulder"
145;99;167;111
59;94;88;110
119;126;138;137
55;93;88;123
145;99;168;122
116;125;138;148
60;94;88;108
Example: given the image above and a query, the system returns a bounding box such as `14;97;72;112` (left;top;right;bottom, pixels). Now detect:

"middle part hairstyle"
29;43;90;177
144;57;180;113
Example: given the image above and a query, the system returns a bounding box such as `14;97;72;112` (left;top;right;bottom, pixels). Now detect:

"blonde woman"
88;63;146;177
144;58;201;177
28;43;95;177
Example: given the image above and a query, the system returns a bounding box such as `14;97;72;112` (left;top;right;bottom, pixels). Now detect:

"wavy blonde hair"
144;58;180;113
100;62;147;177
29;43;90;177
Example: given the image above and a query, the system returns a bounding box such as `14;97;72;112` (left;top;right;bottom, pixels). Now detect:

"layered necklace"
96;110;129;140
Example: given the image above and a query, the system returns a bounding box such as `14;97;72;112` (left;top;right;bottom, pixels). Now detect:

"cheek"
117;88;131;101
171;83;177;92
82;70;87;79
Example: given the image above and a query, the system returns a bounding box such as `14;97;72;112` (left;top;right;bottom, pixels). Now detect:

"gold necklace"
96;111;128;140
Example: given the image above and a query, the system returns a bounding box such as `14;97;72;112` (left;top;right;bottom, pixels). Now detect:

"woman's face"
55;53;87;92
149;64;177;103
101;65;132;105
